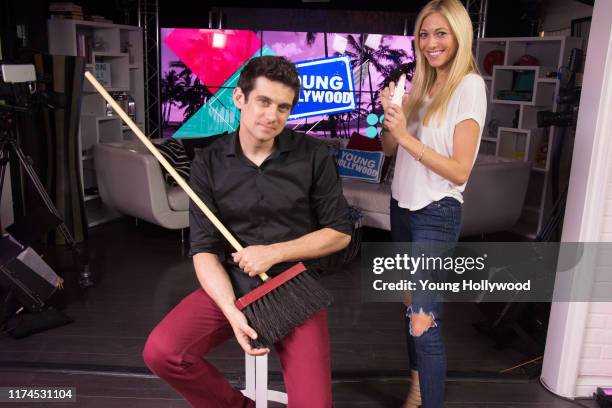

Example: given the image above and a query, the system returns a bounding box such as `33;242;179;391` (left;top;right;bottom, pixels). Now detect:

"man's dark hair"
237;56;301;106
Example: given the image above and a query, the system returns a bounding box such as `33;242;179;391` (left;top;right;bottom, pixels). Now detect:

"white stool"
241;353;288;407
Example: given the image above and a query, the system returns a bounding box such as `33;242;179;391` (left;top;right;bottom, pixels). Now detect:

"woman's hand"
380;81;396;113
383;103;408;142
381;79;411;156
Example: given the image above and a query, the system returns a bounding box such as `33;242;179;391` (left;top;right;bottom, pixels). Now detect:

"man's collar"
222;131;239;156
223;127;297;156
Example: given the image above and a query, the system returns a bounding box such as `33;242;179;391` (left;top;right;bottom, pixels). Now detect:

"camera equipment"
0;63;88;337
1;64;36;84
0;233;73;338
536;88;581;128
536;48;583;129
0;64;92;289
534;49;584;241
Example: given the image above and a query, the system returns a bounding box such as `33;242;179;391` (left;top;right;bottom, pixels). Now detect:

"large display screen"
161;28;415;139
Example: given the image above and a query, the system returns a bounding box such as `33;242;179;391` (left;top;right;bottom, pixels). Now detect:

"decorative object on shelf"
486;119;502;140
513;110;520;128
107;92;136;121
49;2;83;20
93;62;111;87
535;142;548;168
121;41;134;63
127;95;136;122
89;15;112;24
497;70;535;101
512;151;525;161
483;49;505;76
513;54;540;66
92;36;107;51
76;32;92;63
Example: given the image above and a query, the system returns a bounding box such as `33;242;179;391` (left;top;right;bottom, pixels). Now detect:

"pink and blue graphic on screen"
161;29;414;139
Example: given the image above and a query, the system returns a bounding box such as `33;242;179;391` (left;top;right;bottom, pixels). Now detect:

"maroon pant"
143;288;332;408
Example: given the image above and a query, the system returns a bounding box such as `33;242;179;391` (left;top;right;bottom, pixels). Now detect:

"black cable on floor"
539;377;595;408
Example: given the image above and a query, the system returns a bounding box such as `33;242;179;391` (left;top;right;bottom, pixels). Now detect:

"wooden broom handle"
84;72;270;281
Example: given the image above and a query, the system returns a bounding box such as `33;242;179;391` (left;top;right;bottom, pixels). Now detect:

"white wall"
542;0;593;36
541;0;612;399
575;142;612;395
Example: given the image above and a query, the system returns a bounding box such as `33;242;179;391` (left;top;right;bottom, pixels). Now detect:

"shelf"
50;18;143;230
476;35;581;239
490;99;527;106
497;127;530;161
52;19;141;30
538;78;558;83
491;66;556;107
122;123;142;131
92;52;129;58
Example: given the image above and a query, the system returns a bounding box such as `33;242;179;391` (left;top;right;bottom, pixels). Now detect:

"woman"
380;0;487;407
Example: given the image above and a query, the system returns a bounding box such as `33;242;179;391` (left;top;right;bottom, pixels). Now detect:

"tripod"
0;108;93;289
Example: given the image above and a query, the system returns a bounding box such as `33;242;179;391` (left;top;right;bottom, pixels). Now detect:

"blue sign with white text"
336;149;385;183
290;55;356;120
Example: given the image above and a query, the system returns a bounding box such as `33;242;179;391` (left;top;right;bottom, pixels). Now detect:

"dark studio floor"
0;220;598;408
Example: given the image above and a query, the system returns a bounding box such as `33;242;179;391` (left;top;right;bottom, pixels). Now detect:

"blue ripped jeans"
390;197;462;408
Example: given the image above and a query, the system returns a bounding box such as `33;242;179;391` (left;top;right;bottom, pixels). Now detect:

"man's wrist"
219;301;239;316
268;243;285;264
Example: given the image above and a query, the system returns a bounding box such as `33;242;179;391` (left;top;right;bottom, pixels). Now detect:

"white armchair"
93;141;189;230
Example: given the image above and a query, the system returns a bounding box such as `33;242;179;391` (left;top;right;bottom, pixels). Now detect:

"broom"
84;72;333;348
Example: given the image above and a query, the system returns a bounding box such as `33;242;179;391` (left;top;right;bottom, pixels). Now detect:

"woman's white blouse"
391;73;488;211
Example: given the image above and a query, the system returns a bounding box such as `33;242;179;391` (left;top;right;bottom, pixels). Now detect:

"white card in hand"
391;74;406;106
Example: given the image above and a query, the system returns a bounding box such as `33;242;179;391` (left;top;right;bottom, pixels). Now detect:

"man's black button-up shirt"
189;128;352;297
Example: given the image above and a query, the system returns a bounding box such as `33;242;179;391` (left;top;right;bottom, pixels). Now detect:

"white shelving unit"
476;36;582;239
48;19;145;227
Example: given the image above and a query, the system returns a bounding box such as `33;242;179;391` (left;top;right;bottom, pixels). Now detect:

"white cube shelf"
476;35;582;238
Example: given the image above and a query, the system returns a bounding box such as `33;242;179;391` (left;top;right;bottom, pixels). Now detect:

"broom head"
234;262;332;348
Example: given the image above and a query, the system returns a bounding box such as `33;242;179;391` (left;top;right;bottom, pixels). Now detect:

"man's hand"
224;306;270;356
232;245;281;277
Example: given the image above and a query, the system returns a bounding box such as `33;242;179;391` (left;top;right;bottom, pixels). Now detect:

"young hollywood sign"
289;55;356;120
336;148;385;183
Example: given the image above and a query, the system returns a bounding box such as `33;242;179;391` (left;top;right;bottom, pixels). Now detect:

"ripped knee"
407;307;436;337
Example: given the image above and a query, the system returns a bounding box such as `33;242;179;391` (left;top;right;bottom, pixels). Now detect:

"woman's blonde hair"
404;0;479;126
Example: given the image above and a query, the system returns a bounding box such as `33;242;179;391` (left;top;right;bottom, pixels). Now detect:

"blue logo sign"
290;55;356;120
336;149;385;183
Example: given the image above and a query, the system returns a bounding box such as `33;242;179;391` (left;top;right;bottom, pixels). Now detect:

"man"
143;56;352;408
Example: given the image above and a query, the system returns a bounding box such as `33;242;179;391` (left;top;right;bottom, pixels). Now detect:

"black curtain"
33;54;88;244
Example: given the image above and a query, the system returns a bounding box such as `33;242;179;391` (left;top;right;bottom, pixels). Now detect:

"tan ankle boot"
401;369;421;408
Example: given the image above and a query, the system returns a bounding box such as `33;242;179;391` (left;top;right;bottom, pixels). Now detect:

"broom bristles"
242;270;332;348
